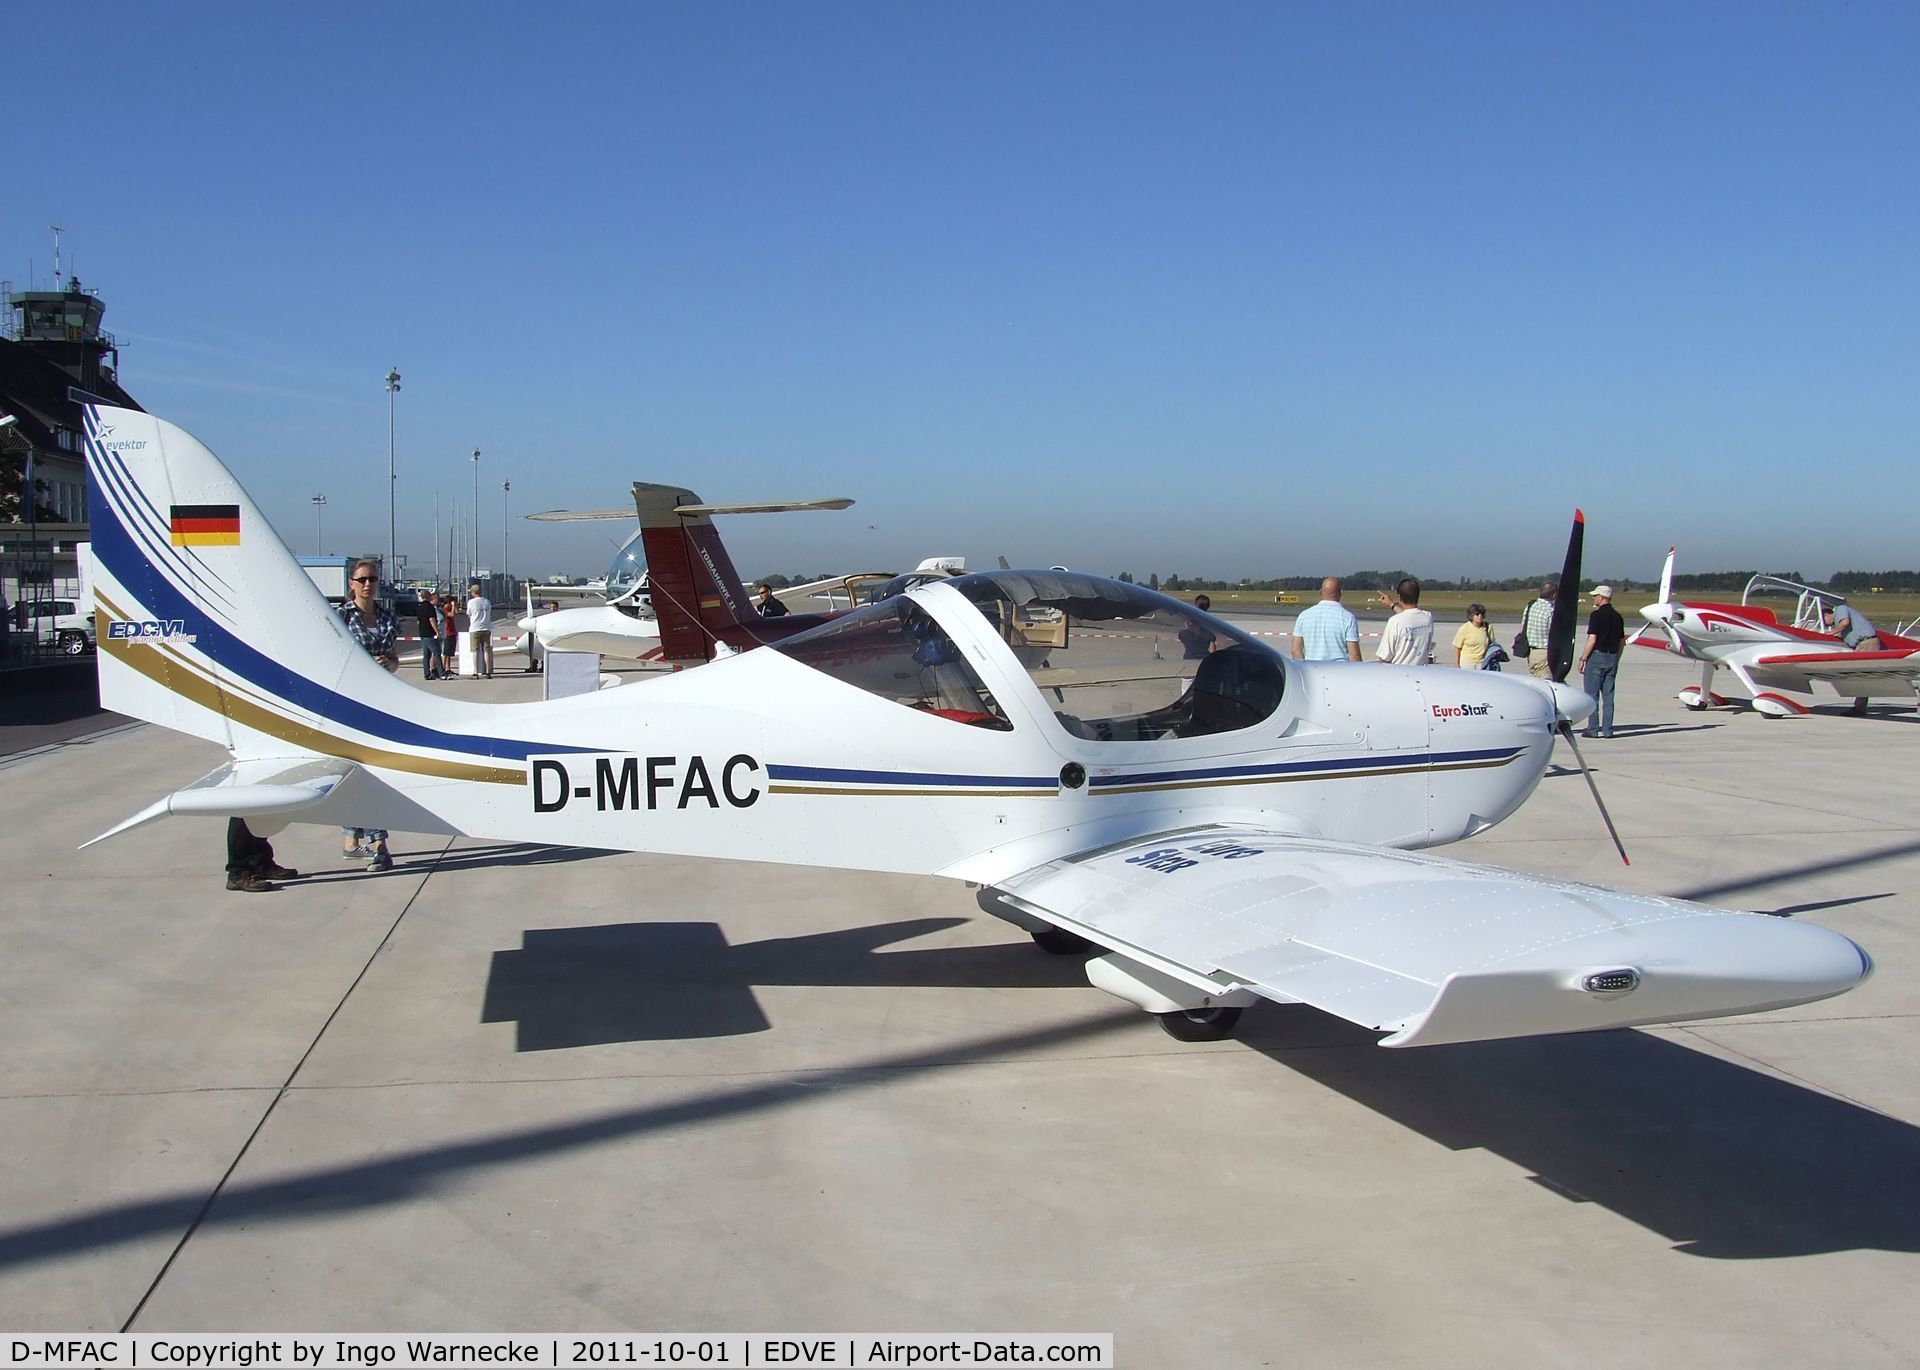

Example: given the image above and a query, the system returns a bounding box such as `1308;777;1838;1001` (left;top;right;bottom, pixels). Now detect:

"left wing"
988;827;1869;1048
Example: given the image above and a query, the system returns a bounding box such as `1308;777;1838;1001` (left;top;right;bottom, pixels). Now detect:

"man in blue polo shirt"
1823;600;1884;715
1291;577;1362;661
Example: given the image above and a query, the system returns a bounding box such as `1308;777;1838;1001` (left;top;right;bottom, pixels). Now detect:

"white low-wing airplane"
518;510;967;663
1638;549;1920;717
80;405;1870;1047
518;490;860;663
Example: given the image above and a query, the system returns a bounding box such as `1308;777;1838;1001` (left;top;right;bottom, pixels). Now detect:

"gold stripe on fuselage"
94;591;525;786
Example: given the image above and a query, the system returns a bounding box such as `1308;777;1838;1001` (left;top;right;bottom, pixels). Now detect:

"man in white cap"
1577;585;1626;738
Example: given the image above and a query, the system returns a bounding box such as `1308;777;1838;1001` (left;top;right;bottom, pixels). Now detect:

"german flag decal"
170;504;241;546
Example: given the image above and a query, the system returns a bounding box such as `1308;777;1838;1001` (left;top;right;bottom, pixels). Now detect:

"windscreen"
604;530;650;606
950;571;1285;742
770;598;1013;729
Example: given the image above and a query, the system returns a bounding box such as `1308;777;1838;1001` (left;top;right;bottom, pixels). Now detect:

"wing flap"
992;828;1870;1047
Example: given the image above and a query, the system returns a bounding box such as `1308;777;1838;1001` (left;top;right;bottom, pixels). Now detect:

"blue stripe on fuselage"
768;763;1056;788
1086;746;1521;789
87;476;594;764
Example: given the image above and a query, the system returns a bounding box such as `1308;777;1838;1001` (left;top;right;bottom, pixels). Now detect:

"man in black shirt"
1578;585;1627;738
754;583;790;618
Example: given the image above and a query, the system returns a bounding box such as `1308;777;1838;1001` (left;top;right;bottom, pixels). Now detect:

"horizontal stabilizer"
525;498;852;522
524;508;639;522
82;756;357;848
677;497;853;516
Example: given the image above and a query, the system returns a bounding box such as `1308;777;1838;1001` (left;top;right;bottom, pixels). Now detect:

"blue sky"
5;3;1915;583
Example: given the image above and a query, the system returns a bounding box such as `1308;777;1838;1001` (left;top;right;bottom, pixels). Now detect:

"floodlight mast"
384;369;401;590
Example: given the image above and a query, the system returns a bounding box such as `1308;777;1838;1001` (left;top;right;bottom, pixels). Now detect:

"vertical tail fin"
632;483;853;663
632;483;753;662
82;404;413;756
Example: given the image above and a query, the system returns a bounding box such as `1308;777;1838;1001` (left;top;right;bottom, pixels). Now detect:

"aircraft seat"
1180;647;1285;737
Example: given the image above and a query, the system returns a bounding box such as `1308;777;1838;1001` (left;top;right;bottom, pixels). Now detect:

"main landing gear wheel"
1030;927;1093;955
1156;1006;1243;1041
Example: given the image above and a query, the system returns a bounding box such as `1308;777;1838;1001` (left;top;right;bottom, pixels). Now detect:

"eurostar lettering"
530;753;762;813
1124;837;1266;874
1431;702;1492;719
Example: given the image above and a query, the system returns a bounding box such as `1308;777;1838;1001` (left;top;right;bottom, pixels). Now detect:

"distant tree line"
1829;570;1920;592
1124;570;1597;593
1112;569;1920;594
759;566;1920;595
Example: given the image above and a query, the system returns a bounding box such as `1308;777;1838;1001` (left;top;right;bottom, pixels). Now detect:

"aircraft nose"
1640;602;1672;625
1514;677;1596;725
1546;681;1596;725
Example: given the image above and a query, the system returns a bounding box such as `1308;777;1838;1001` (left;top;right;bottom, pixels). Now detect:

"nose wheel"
1156;1006;1243;1041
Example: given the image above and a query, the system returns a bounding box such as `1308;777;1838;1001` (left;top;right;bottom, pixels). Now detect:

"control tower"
8;275;122;394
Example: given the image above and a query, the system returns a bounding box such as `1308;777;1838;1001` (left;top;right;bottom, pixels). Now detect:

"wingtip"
1574;509;1586;524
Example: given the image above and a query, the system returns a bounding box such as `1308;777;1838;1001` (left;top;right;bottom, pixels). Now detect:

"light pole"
310;493;327;555
384;368;400;588
3;414;40;634
470;448;481;583
1;414;18;660
501;479;511;595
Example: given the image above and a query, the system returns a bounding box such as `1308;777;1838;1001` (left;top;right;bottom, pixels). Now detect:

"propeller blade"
1558;723;1631;865
1657;545;1674;607
1547;509;1585;683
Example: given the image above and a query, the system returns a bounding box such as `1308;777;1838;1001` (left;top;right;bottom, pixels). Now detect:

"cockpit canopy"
772;570;1285;741
604;530;652;609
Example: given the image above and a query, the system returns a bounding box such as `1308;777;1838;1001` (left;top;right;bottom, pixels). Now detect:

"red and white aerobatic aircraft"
1638;550;1920;717
79;405;1870;1049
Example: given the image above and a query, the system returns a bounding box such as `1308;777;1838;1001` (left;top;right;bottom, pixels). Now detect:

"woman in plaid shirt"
338;559;397;870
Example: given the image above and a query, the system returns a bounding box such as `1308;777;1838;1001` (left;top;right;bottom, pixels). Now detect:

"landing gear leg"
1156;1006;1244;1042
1031;927;1092;955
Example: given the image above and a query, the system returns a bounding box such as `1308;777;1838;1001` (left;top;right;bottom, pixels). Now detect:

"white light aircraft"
81;406;1870;1047
1637;549;1920;717
518;489;858;663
